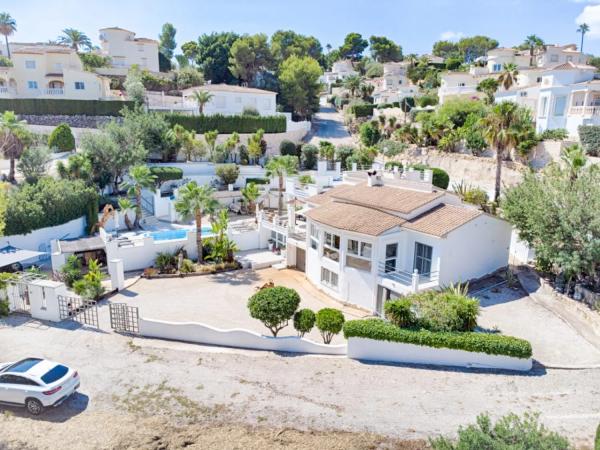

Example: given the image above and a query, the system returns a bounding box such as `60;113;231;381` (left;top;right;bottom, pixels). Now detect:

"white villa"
97;27;160;74
0;44;114;100
181;84;277;116
321;60;358;89
370;62;418;105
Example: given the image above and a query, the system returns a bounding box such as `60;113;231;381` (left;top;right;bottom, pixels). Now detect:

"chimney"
367;170;382;187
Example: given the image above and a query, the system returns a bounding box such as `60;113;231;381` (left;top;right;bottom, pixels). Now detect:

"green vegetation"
265;155;298;215
215;163;240;185
0;98;134;116
78;53;111;71
72;259;105;300
301;144;318;170
316;308;345;344
278;55;322;119
48;123;75;152
578;125;600;156
247;286;301;336
343;319;532;359
293;308;316;337
165;114;286;134
17;146;51;183
120;165;156;228
279;139;298;157
148;166;183;186
349;103;375;118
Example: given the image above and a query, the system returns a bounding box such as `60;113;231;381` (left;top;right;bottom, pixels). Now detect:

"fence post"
108;259;125;291
412;269;419;293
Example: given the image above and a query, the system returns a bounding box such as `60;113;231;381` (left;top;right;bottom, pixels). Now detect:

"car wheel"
25;398;43;415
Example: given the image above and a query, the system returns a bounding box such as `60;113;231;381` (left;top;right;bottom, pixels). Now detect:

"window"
493;63;502;72
74;81;85;90
27;81;38;89
540;97;548;117
384;243;397;272
25;60;36;69
0;375;39;386
550;54;559;63
270;230;286;249
458;82;466;87
554;96;567;116
323;232;340;262
536;77;542;83
414;242;433;276
346;239;372;271
321;267;339;289
41;365;69;384
519;91;528;97
310;224;319;250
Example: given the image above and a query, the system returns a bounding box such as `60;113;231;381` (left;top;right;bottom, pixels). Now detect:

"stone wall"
20;114;117;128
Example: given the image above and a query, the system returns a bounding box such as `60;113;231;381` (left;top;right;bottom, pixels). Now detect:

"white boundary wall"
347;337;532;371
0;217;86;252
139;318;347;356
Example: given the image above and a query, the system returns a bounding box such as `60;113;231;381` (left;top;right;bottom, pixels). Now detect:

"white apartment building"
97;27;159;74
283;168;512;314
0;44;113;100
181;84;277;116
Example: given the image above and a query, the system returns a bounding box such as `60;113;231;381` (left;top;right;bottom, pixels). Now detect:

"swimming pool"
149;227;213;241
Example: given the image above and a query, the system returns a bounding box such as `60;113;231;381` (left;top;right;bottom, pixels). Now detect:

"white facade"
320;60;358;88
98;27;159;73
0;45;114;100
182;84;277;116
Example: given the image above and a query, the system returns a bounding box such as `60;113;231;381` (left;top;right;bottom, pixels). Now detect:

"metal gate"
58;295;99;328
109;303;139;334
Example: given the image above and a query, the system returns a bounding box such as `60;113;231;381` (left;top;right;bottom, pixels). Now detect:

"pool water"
149;227;213;241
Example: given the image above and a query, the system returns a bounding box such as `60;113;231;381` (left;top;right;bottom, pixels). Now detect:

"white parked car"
0;358;80;415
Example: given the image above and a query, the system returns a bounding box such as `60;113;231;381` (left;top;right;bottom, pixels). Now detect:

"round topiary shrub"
384;299;415;328
247;286;301;336
293;308;316;337
279;139;298;157
411;164;450;190
301;144;318;170
48;123;75;152
315;308;345;344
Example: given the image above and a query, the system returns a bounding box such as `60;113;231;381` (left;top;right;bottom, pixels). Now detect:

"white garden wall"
0;217;86;253
139;318;347;355
347;337;532;371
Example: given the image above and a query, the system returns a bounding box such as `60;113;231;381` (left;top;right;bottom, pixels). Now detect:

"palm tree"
498;63;519;91
480;102;525;202
57;28;92;51
521;35;545;67
0;13;17;59
476;78;500;105
117;197;135;231
241;182;261;219
174;182;217;263
343;75;361;97
120;165;157;229
191;90;214;115
265;155;298;216
561;144;587;180
0;111;26;182
577;23;590;53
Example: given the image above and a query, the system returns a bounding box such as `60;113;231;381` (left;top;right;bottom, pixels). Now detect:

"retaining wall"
139;318;347;355
0;216;86;253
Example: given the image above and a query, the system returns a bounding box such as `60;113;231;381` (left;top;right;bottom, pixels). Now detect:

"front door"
296;248;306;272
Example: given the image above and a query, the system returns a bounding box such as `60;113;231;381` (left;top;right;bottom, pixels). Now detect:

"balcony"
44;88;64;96
569;106;600;117
378;262;439;294
0;86;9;96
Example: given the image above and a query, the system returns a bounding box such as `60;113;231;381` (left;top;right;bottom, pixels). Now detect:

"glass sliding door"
385;243;397;272
413;242;433;276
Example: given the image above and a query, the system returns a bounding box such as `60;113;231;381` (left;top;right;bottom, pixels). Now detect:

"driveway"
306;99;355;147
109;268;368;344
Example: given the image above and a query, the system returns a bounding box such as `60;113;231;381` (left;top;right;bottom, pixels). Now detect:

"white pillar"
351;162;358;172
287;203;295;232
412;269;419;293
108;259;125;291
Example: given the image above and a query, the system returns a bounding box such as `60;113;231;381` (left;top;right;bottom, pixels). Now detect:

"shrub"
463;187;488;207
416;93;439;107
247;286;301;336
349;103;375;118
359;121;381;146
298;174;315;184
334;96;350;109
539;128;569;141
47;123;75;152
293;308;316;337
245;177;269;185
165;114;286;134
430;413;570;449
242;106;260;116
0;299;8;317
180;259;196;274
578;125;600;156
279;139;298;156
215;164;240;185
155;252;178;274
344;319;532;358
411;164;450;190
72;259;105;300
301;144;318;169
0;56;13;67
149;166;183;186
595;423;600;450
0;99;134;116
410;290;479;332
60;255;82;288
315;308;345;344
335;145;355;170
384;299;416;328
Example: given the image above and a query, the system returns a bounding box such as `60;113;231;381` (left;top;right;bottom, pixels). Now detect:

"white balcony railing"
0;87;8;95
44;88;64;96
569;106;600;116
378;262;440;292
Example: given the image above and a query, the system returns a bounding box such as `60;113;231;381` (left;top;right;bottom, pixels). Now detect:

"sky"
4;0;600;56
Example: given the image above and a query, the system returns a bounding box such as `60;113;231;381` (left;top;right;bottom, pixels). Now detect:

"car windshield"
3;358;42;373
41;365;69;384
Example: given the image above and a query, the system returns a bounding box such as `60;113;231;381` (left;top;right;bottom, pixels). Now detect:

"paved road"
306;100;355;147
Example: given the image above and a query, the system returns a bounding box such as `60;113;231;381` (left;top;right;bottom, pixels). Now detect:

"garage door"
296;248;306;272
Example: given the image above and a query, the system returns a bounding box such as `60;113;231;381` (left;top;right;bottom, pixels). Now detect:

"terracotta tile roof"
306;185;354;206
549;61;596;71
403;204;482;237
330;184;444;214
305;203;405;236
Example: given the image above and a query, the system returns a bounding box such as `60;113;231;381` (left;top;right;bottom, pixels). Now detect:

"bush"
430;413;570;449
349;103;375;118
385;161;403;170
149;166;183;186
247;286;301;336
344;319;532;358
411;290;479;332
279;139;298;157
215;164;240;185
242;106;260;116
0;99;134;116
155;252;178;274
180;259;196;274
301;144;318;169
411;164;450;190
595;423;600;450
578;125;600;156
60;255;82;288
298;174;315;184
334;96;350;109
539;128;569;141
166;114;286;134
48;123;75;152
72;259;105;300
293;308;316;337
0;299;8;317
384;299;416;328
359;121;381;146
335;145;355;170
246;177;269;185
315;308;345;344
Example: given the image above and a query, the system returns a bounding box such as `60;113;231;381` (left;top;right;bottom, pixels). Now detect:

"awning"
58;236;105;253
0;246;46;268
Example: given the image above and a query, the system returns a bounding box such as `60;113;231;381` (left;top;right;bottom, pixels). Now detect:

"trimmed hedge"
411;163;450;190
149;166;183;185
246;177;269;185
165;114;286;134
578;125;600;156
343;319;532;359
349;103;375;118
0;98;134;116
